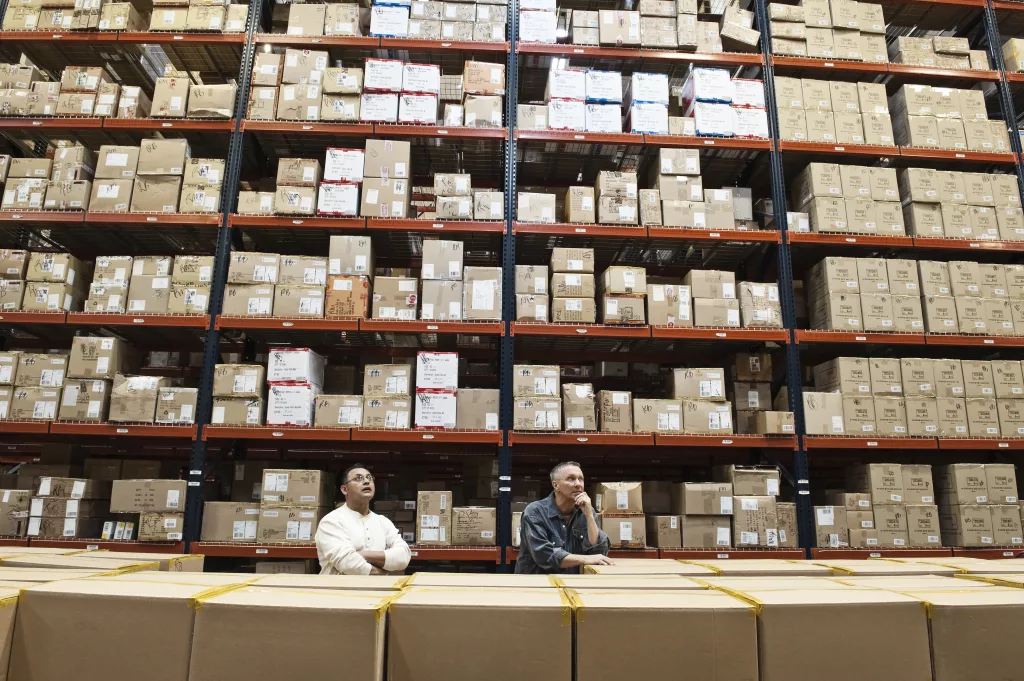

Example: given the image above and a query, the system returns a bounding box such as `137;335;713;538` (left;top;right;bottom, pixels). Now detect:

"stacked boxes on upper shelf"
890;84;1009;152
774;78;894;145
679;67;768;139
769;0;888;62
804;355;1024;439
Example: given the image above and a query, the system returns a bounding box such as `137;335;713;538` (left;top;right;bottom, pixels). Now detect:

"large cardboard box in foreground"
387;588;571;681
10;580;246;681
916;589;1024;681
742;587;932;681
189;586;390;681
573;590;757;681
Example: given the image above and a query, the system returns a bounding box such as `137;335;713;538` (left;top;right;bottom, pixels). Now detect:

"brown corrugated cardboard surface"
387;588;571;681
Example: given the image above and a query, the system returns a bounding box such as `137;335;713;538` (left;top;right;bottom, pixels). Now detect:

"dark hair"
339;463;370;487
550;461;582;482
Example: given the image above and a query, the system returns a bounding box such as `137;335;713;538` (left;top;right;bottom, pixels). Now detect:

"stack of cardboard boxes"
553;1;745;51
27;476;111;539
891;84;1010;152
256;469;333;543
265;348;325;428
686;268;738;328
805;255;1024;335
648;466;787;548
814;461;1021;548
109;478;189;541
595;481;646;548
210;363;266;427
678;67;769;138
0;250;86;313
513;364;561;431
362;0;506;41
803;356;1024;438
938;463;1021;547
248;52;501;127
83;254;213;315
795;163;904;235
416;488;498;546
901;167;1022;240
893;35;990;70
413;351;458;429
549;247;596;323
514;263;549;322
769;0;888;62
511;356;795;435
2;341;196;425
357;362;412;429
600;266;647;324
775;78;894;145
149;0;247;32
731;353;795;435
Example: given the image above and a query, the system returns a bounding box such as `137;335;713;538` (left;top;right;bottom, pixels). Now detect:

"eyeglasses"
345;474;374;484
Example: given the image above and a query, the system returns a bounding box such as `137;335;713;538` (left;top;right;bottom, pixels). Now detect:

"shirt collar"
541;492;574;520
341;503;372;518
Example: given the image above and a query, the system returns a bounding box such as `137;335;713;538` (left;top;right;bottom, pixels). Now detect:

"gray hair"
550;461;582;482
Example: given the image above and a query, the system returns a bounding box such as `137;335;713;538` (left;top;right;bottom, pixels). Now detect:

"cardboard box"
256;506;325;543
940;503;993;546
416;490;452;544
68;337;135;380
714;466;780;497
849;463;905;504
815;506;849;547
451;507;496;545
991;504;1023;545
937;463;989;505
732;495;778;546
874;504;910;547
673;482;732;515
110;479;186;513
455;388;499;431
200;501;260;542
644;515;681;548
109;375;171;423
680;515;731;547
259;470;331;508
985;463;1019;503
211;398;264;427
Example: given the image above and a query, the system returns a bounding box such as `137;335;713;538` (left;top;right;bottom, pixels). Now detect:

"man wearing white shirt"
315;464;411;575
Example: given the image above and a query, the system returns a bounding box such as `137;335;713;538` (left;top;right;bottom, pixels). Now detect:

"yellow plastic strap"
189;582;250;611
829;565;856;575
386;589;407;615
394;575;413;589
559;587;574;626
0;593;19;607
549;575;564;588
404;573;418;586
563;588;583;624
682;560;722;575
374;593;402;622
707;585;763;616
117;561;162;574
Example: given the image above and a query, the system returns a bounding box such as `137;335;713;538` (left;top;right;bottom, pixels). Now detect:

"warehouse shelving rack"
4;0;1024;566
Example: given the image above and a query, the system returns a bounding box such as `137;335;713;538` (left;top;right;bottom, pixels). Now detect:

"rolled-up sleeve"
581;510;611;555
381;516;411;572
315;512;372;575
521;510;569;572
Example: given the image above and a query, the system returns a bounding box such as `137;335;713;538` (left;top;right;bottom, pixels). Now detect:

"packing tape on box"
680;560;725;575
189;583;254;610
563;588;584;623
702;585;763;616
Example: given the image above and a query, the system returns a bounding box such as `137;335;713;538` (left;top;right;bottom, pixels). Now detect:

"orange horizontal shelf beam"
203;426;351;441
511;322;649;338
809;548;953;558
516;43;763;66
215;316;359;331
508;432;655;446
803;436;938;450
788;232;913;248
794;330;926;344
29;539;186;552
778;141;899;157
229;215;366;229
351;428;501;444
650;327;789;342
649;226;780;241
0;311;67;324
67;313;210;328
366;218;505;233
660;548;807;559
655;434;798;448
924;334;1024;347
0;421;49;434
936;437;1024;450
48;423;197;438
512;221;644;237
